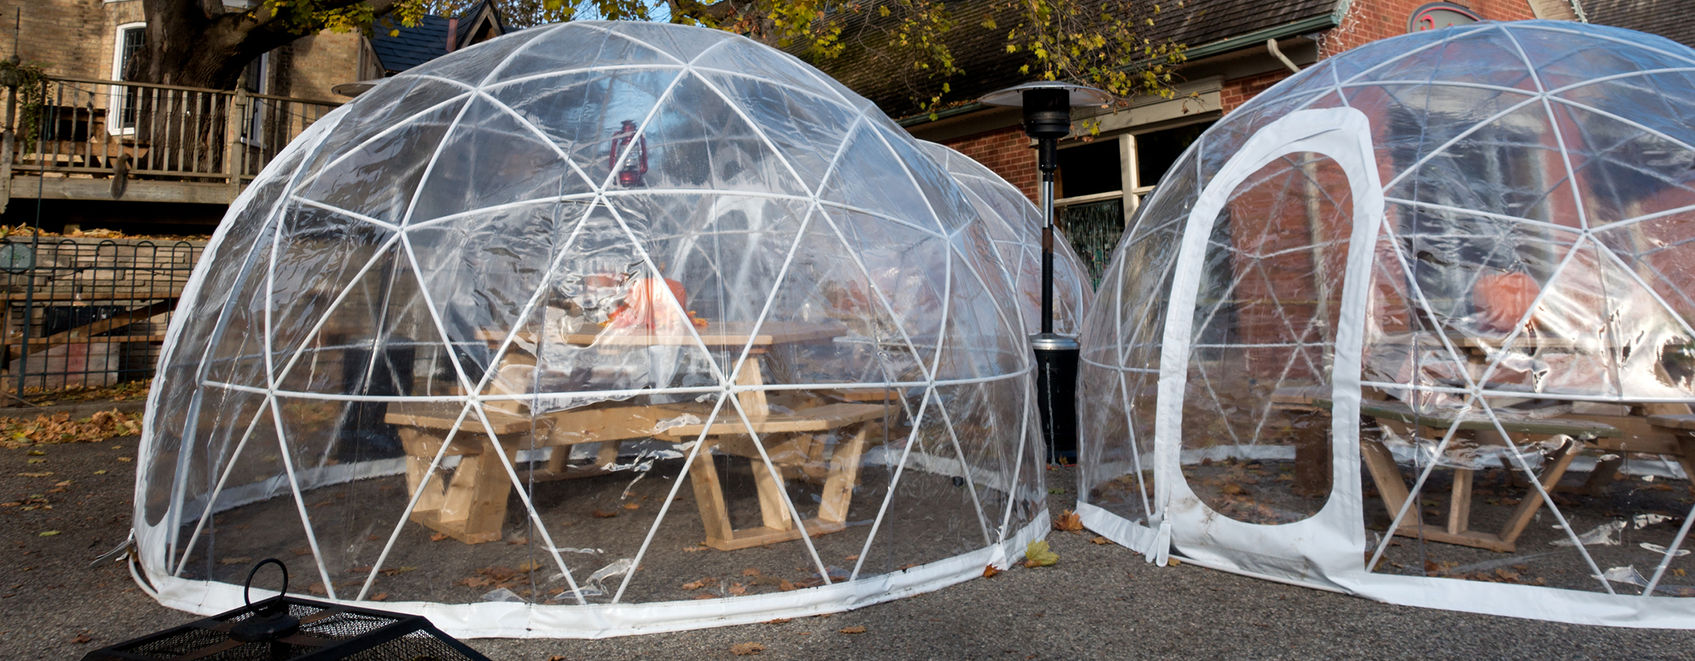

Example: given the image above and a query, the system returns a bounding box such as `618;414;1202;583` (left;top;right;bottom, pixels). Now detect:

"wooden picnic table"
1278;380;1695;552
390;321;891;550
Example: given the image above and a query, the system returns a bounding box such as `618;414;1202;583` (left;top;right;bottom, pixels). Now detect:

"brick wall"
943;126;1038;201
1221;70;1294;114
1320;0;1539;57
286;31;365;102
1;0;136;81
2;0;361;102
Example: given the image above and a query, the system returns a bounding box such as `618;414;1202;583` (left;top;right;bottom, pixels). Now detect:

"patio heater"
980;82;1111;462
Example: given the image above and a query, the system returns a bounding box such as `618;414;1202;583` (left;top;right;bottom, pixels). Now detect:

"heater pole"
980;82;1109;463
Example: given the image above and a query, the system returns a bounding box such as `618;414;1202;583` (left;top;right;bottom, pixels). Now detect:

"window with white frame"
109;22;145;134
1053;119;1216;284
241;52;270;146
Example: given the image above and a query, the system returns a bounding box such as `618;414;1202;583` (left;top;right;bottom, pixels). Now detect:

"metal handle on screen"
243;558;289;609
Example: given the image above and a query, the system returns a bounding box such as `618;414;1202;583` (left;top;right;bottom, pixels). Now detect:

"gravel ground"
6;438;1695;660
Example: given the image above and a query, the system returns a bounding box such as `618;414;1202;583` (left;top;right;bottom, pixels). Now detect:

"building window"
242;52;270;146
1053;119;1215;284
1408;2;1481;32
109;23;145;134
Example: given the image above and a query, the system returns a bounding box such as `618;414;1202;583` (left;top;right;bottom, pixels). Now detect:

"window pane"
1136;120;1214;188
1056;139;1121;198
1057;197;1123;285
119;27;144;81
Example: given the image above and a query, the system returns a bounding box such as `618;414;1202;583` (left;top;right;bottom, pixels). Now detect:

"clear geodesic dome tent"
918;141;1094;336
134;21;1048;637
1078;20;1695;626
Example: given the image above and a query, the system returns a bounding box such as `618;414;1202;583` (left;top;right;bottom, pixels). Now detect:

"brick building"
814;1;1584;278
0;0;504;232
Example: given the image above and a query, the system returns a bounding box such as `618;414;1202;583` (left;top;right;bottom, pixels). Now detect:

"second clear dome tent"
133;21;1048;637
1078;20;1695;626
919;141;1093;337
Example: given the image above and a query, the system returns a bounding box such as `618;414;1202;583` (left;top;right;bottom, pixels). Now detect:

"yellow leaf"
389;29;400;37
1024;540;1058;567
839;625;867;634
38;530;60;537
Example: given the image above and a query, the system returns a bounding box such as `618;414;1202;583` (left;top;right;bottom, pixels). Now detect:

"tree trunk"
132;0;400;90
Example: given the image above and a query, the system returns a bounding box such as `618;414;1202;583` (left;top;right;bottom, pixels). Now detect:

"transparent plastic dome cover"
1078;20;1695;627
918;141;1093;336
134;21;1048;637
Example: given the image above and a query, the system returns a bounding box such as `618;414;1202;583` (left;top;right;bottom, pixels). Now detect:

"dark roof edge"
896;8;1345;129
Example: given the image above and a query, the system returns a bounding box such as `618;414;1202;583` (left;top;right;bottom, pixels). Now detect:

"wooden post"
0;85;14;214
223;85;245;202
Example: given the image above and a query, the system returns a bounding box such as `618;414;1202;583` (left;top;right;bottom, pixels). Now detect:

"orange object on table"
1474;271;1540;333
605;277;707;330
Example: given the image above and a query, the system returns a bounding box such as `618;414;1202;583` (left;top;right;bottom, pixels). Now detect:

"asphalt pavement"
6;437;1695;660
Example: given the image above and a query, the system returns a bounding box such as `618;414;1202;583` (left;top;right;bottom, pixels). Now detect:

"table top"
1377;330;1586;351
475;320;850;349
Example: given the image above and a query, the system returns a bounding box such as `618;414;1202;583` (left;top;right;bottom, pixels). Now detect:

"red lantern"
609;119;648;187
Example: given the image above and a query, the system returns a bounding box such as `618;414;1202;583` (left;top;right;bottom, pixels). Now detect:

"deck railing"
0;236;204;391
0;75;341;204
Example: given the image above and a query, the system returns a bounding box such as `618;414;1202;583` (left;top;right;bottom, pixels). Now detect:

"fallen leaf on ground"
0;410;143;449
218;557;252;565
1053;509;1084;532
371;592;389;601
116;457;131;462
778;579;795;591
765;618;791;624
380;566;417;576
1024;540;1058;567
730;642;766;655
728;583;748;596
683;545;708;552
430;533;448;542
507;537;529;546
71;632;92;644
622;502;640;510
844;554;858;562
983;565;1001;578
93;470;107;475
839;625;867;634
37;530;59;537
742;568;761;576
592;509;618;518
1090;536;1111;545
308;582;328;595
17;472;51;477
681;577;717;590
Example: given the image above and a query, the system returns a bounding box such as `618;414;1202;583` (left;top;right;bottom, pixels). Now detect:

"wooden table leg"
751;451;795;531
1360;438;1414;525
1447;468;1473;535
688;440;734;546
734;357;770;418
818;426;870;525
434;437;519;544
1498;437;1581;548
399;428;447;519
